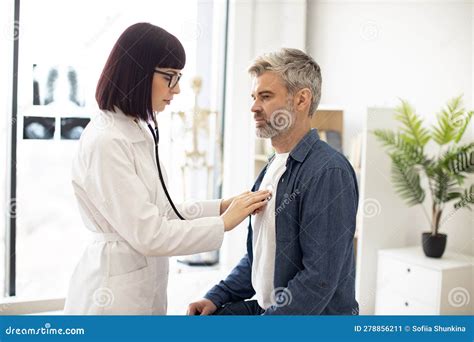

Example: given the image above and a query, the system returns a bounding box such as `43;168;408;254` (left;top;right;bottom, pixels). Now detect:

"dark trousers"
213;300;264;315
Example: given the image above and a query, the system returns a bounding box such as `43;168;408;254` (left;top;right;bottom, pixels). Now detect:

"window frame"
3;0;230;314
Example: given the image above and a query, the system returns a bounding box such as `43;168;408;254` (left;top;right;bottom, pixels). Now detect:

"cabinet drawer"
375;289;438;315
377;256;440;305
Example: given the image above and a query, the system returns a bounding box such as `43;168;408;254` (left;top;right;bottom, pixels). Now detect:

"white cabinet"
375;247;473;315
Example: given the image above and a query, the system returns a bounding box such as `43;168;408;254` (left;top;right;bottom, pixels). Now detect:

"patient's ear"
295;88;312;114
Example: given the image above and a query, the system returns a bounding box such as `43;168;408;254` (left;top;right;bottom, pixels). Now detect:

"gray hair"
248;48;322;117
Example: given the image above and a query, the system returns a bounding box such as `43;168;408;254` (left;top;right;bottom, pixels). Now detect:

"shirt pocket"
275;196;300;242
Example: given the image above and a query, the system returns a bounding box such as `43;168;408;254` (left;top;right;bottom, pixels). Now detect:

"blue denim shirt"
205;129;359;315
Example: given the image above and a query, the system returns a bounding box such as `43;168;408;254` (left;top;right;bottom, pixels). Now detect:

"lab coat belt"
92;232;125;242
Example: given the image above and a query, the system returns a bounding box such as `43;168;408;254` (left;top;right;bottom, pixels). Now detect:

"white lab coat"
64;109;224;315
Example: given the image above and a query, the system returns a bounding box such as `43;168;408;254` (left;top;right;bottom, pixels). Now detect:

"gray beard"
255;122;280;138
255;103;295;139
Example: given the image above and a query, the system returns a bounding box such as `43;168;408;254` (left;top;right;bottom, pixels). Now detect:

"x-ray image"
23;116;56;140
60;117;90;140
33;64;85;107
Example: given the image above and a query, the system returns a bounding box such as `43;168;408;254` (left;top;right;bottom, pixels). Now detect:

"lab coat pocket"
108;243;148;277
103;246;153;314
105;265;154;315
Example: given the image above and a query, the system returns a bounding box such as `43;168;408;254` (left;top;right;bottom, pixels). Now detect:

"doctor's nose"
172;82;181;95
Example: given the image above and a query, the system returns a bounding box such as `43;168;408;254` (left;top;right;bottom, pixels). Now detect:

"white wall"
308;0;472;151
221;0;306;268
307;0;473;314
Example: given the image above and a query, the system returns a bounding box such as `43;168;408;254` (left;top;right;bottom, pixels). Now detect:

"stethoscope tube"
147;122;185;220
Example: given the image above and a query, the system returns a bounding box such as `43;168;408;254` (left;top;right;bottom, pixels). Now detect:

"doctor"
64;23;270;315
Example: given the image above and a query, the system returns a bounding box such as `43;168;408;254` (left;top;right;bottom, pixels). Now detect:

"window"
3;0;228;306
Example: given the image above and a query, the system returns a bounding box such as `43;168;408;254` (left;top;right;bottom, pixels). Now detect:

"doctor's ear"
294;88;312;113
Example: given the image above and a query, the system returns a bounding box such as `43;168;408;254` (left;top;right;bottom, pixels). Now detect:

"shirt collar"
265;128;320;165
288;128;320;163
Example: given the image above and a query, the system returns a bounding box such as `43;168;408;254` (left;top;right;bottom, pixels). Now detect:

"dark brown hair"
96;23;186;121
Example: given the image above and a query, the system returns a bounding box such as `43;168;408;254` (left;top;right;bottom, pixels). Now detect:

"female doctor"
64;23;269;315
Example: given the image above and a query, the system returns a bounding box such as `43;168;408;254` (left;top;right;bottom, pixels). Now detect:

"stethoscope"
146;117;185;220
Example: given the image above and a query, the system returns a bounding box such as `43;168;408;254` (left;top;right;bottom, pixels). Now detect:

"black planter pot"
422;233;447;258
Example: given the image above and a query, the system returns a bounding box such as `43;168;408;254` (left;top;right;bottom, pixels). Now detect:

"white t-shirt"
251;152;289;309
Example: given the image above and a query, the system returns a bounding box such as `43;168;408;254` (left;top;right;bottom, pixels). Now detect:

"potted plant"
374;96;473;258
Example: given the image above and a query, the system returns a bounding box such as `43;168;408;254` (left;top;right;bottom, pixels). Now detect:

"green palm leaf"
454;111;473;143
394;100;430;147
432;96;471;145
373;95;473;232
373;129;425;166
440;143;474;175
454;184;474;210
432;170;459;204
390;153;425;206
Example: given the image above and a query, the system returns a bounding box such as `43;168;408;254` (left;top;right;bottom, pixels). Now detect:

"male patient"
188;48;359;315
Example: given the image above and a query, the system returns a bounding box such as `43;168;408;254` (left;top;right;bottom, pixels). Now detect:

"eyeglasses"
154;69;182;88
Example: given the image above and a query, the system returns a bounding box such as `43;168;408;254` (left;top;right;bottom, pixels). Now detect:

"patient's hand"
187;298;217;315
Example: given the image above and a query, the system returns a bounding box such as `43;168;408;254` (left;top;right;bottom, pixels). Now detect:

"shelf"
255;154;270;163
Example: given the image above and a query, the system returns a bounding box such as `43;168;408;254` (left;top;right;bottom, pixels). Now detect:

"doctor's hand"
187;298;217;315
221;190;270;232
219;196;235;214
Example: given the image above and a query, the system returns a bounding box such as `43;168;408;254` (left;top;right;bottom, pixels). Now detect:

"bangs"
154;33;186;70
